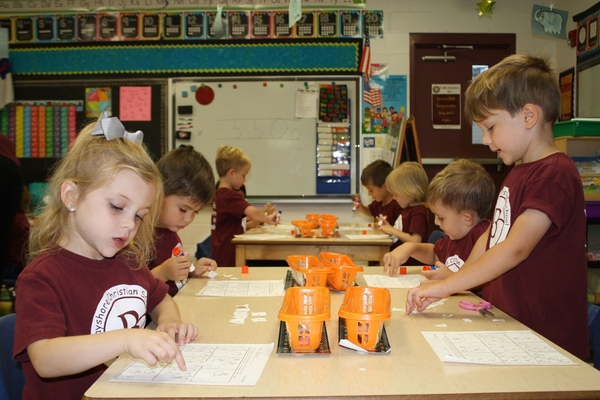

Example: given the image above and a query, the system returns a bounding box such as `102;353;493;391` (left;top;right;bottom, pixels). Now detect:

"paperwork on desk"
234;233;290;240
196;280;285;297
363;274;426;289
345;234;391;240
422;331;576;366
111;343;274;385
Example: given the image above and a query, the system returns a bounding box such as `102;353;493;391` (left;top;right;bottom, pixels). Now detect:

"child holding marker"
354;159;402;227
14;113;197;400
149;145;218;297
406;54;589;360
383;159;494;277
211;145;279;267
378;161;429;251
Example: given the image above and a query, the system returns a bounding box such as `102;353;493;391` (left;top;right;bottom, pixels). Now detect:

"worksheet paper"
111;343;274;385
196;280;285;297
363;274;426;288
345;234;391;240
422;331;576;366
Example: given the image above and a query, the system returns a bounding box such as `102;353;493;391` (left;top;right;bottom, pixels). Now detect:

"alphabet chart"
196;280;285;297
421;331;576;366
111;343;274;385
363;274;426;289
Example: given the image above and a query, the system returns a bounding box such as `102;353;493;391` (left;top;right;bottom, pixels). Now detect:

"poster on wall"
361;67;407;136
431;84;461;130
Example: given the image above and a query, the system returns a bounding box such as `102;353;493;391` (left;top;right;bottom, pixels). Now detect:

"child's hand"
264;212;278;225
383;247;410;276
157;320;199;346
164;254;193;282
262;202;276;215
377;222;395;235
124;329;187;371
421;261;452;280
192;258;217;277
406;280;449;314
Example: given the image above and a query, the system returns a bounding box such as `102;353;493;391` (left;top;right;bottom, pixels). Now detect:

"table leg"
235;245;246;268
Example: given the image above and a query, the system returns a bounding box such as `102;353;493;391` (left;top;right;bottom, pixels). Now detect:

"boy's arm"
379;223;422;244
356;203;372;217
383;242;435;275
246;202;276;229
406;208;551;313
244;205;277;225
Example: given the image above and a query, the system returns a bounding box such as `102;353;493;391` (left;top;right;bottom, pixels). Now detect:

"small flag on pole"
359;29;371;83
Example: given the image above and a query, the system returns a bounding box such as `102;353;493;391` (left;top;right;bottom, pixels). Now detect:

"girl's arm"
27;327;185;378
151;295;198;345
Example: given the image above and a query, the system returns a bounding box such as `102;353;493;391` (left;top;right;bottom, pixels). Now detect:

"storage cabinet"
554;136;600;202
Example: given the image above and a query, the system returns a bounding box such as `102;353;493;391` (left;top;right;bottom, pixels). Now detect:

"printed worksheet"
111;343;274;385
196;280;285;297
363;274;426;288
422;331;576;366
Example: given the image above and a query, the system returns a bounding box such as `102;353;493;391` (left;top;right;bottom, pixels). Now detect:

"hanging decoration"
477;0;497;16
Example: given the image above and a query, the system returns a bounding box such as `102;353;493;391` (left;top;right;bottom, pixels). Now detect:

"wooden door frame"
409;33;516;121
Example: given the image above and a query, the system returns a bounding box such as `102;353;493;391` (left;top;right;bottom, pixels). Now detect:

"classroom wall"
180;0;595;257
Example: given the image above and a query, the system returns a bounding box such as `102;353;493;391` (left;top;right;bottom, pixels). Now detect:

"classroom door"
410;33;516;228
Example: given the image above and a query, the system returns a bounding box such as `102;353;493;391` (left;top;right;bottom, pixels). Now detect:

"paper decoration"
85;87;112;117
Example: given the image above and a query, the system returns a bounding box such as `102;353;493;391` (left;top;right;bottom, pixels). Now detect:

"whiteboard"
169;77;360;198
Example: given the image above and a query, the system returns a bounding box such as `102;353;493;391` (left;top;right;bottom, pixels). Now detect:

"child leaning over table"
13;113;198;400
383;159;495;277
354;159;403;227
378;161;429;251
149;145;218;297
211;145;278;267
405;54;589;360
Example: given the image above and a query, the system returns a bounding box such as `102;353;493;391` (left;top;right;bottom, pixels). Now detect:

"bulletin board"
11;78;168;183
170;76;361;199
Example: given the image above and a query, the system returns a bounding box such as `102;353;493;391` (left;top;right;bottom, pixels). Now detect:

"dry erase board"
170;77;360;198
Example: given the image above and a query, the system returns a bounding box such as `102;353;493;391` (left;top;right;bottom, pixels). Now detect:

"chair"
428;230;446;244
0;313;25;400
589;303;600;370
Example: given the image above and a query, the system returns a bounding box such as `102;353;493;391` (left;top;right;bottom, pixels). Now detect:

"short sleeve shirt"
368;200;403;225
211;188;250;267
434;220;490;272
149;227;183;296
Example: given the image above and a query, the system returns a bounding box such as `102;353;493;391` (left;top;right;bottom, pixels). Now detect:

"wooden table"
84;267;600;400
232;224;392;267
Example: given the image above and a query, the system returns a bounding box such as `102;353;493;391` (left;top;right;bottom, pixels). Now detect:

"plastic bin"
319;252;364;291
291;220;313;237
320;218;338;237
305;214;320;228
287;255;332;287
278;286;331;351
338;286;391;351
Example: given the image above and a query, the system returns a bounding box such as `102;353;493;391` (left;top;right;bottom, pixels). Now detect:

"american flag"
364;87;383;108
359;29;371;83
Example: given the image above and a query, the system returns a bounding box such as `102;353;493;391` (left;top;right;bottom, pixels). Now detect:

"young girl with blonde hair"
14;113;198;400
378;161;429;250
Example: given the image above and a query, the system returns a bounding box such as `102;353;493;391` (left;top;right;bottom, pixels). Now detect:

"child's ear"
522;103;538;129
61;180;79;210
462;211;475;227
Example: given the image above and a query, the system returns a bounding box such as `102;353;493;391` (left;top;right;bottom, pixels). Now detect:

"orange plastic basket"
320;218;337;237
338;286;391;351
291;220;313;237
305;214;320;228
286;255;332;287
319;252;364;291
278;287;331;352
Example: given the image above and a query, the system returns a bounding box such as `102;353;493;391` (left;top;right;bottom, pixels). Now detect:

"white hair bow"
91;111;144;144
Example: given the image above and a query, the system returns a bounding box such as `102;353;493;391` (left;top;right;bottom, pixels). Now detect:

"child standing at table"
378;161;429;251
383;159;495;277
354;159;402;227
14;114;198;400
149;145;217;297
211;145;278;267
406;54;589;360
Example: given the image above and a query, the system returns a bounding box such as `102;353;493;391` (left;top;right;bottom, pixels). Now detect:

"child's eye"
179;208;186;213
135;214;144;221
110;204;123;211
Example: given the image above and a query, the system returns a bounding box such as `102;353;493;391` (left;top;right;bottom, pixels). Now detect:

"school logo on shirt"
489;186;511;248
445;255;464;272
91;284;148;334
